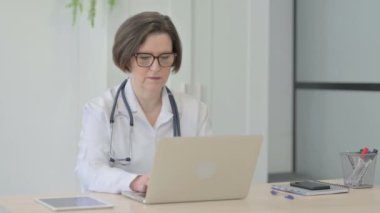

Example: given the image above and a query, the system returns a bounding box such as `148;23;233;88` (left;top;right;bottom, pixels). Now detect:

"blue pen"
270;190;295;200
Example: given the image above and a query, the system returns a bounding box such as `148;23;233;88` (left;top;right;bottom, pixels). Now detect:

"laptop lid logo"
196;161;217;179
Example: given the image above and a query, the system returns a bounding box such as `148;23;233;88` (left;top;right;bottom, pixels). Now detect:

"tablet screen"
36;196;113;211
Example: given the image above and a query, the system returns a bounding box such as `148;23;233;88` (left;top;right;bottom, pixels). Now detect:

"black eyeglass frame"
134;52;177;67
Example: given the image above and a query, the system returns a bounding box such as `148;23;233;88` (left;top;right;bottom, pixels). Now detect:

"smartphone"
290;181;331;190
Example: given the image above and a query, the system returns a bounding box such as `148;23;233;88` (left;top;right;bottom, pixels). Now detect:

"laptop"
122;135;262;204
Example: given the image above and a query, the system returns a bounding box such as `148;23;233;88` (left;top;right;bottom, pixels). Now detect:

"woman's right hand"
130;175;150;193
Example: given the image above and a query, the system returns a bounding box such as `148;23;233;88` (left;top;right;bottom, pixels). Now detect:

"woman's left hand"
130;175;150;192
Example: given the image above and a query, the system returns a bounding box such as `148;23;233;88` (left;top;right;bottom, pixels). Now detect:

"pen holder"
340;152;377;188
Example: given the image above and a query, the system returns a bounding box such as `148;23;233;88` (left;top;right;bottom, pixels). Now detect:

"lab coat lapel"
116;80;182;129
155;88;174;128
116;80;138;117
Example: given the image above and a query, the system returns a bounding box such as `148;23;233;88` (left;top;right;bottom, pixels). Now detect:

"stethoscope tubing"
109;79;181;165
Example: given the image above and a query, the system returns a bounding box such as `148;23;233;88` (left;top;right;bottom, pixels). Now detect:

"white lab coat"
75;80;211;193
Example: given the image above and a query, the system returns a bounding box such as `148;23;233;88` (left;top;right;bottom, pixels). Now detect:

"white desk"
1;182;379;213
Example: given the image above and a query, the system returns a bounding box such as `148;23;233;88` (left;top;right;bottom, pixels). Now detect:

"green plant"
66;0;117;27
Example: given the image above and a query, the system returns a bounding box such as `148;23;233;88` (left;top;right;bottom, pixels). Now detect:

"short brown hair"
113;11;182;73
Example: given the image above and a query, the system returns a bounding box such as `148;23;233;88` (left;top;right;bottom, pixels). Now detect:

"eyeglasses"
134;53;176;67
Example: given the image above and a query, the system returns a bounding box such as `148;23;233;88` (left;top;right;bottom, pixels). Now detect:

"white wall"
297;0;380;83
268;0;293;173
0;1;80;195
0;1;108;195
297;90;380;181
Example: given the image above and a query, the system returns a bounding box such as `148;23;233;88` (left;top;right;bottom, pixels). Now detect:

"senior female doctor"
75;11;211;194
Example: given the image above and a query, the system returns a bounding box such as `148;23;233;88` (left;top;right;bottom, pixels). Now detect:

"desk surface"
1;182;379;213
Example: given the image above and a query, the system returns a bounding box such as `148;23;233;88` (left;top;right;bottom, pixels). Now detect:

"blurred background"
1;0;379;196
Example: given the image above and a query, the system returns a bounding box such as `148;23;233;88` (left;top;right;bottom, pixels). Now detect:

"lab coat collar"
116;79;182;122
158;88;183;126
163;86;184;117
115;80;136;116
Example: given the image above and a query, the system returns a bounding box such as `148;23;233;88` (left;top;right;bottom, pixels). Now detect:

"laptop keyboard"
134;192;146;198
122;191;146;201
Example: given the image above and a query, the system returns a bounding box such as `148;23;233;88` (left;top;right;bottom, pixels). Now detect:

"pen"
270;190;295;200
360;147;368;159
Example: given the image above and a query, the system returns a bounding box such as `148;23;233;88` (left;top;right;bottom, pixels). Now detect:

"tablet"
35;196;113;211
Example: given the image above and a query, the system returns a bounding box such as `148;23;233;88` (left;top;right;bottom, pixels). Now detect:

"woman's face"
129;33;173;94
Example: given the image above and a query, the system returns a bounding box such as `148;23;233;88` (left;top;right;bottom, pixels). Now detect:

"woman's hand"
130;175;150;193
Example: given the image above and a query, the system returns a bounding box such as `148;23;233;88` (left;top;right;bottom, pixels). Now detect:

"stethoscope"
109;78;181;165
